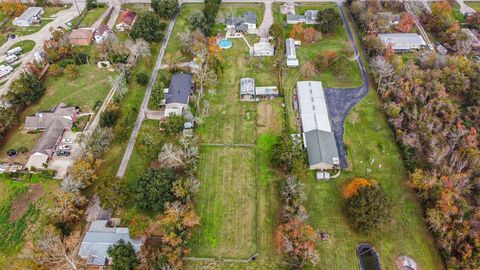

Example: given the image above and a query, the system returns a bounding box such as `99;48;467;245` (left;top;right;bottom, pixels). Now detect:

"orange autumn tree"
207;36;222;61
303;27;319;44
396;13;415;33
1;0;26;16
342;178;372;198
290;24;305;41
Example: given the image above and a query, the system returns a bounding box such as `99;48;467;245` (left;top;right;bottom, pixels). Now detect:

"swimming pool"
218;38;232;49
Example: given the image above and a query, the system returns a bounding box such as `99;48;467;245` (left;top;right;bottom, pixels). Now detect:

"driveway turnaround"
324;3;369;168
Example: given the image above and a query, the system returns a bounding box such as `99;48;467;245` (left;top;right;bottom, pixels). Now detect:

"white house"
94;24;111;44
164;73;193;116
13;7;44;27
251;42;274;56
287;10;319;25
378;33;427;52
286;38;299;67
225;12;257;34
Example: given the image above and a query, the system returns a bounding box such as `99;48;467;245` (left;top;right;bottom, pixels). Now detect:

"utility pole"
73;0;81;16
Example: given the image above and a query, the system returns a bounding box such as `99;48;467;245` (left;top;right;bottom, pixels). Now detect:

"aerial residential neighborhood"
0;0;478;269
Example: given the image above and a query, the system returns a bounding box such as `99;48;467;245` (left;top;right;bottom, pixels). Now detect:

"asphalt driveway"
324;4;369;168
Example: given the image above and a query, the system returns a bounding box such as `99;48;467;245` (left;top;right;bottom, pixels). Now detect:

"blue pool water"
218;39;232;49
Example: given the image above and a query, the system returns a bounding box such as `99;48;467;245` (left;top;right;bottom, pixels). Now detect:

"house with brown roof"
69;28;94;46
25;104;78;170
116;10;137;32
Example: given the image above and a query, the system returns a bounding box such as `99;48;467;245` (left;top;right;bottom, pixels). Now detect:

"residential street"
116;12;179;177
0;3;84;98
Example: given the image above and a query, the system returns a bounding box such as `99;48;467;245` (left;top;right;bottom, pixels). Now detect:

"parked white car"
62;138;73;144
58;145;71;150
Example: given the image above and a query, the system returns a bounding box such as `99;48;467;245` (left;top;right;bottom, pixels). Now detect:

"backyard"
0;175;58;268
0;64;114;163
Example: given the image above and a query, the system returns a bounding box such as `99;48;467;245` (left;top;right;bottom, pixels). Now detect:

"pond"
357;244;381;270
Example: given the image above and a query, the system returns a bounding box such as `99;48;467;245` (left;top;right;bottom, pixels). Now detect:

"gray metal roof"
286;38;297;59
165;73;192;105
244;12;257;24
225;12;257;31
304;10;318;21
304;129;339;167
79;220;143;265
287;14;301;21
240;78;255;95
378;33;426;50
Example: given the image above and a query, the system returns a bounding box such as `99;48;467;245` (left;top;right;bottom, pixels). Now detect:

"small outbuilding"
251;42;274;56
240;78;278;101
69;28;94;46
13;7;44;27
164;73;193;116
286;38;299;67
94;24;111;44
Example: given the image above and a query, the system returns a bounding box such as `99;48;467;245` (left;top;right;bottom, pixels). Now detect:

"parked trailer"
0;65;13;78
6;46;22;56
5;54;18;64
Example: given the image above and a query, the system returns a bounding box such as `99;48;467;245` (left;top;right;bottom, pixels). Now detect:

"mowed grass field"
303;89;444;270
190;146;257;259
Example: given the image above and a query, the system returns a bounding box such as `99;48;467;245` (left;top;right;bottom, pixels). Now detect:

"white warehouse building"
286;38;299;67
378;33;427;52
297;81;339;170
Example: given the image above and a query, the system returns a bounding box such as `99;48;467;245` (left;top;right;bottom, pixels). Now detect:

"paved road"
324;3;368;169
0;3;84;99
257;1;273;39
116;12;178;177
92;5;113;28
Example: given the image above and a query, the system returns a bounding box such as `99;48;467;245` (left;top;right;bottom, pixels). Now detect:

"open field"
190;146;257;259
0;175;59;268
466;1;480;11
0;65;114;162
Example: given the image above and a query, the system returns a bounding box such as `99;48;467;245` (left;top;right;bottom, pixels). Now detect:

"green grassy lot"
302;89;443;270
0;65;114;162
8;40;35;53
196;39;276;144
280;3;363;88
93;41;161;186
0;175;59;268
190;146;257;258
74;5;108;28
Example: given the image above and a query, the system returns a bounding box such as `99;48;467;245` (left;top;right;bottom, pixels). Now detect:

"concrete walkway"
257;1;273;38
456;0;476;15
116;12;178;177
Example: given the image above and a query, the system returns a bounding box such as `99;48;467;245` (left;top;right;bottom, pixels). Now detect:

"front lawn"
466;1;480;11
8;40;35;53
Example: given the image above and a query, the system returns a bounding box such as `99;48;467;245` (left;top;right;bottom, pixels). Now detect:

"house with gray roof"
378;33;427;52
297;81;339;170
225;12;257;34
25;103;78;170
13;7;44;27
287;10;319;25
79;220;143;266
164;73;193;116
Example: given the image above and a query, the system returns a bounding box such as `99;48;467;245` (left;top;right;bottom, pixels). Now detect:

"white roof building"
297;81;339;170
13;7;44;27
378;33;427;51
286;38;299;67
251;42;274;57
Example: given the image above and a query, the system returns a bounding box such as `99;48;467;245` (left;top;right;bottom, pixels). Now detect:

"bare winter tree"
109;74;128;97
158;143;185;167
125;38;151;67
85;127;114;158
177;29;193;55
60;177;85;193
371;56;396;94
193;66;217;115
34;229;83;270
